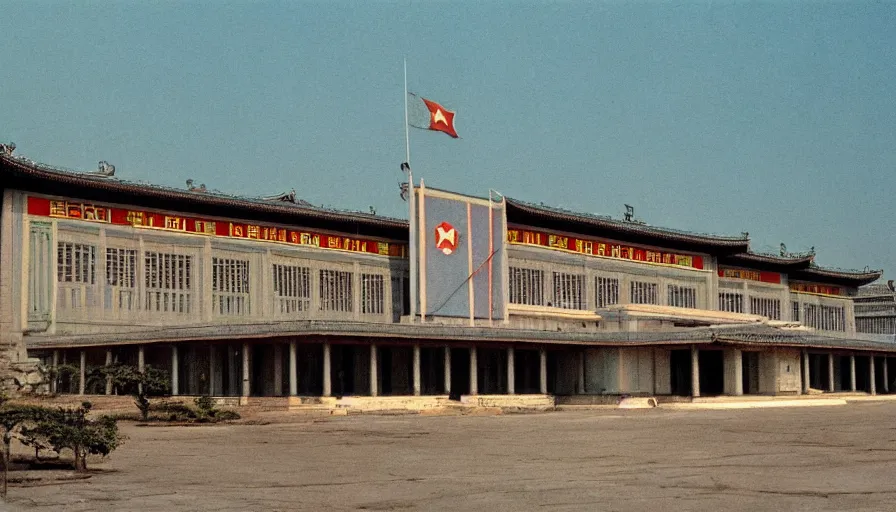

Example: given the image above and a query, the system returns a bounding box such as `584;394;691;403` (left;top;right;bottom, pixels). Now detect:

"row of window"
799;303;846;332
856;316;895;335
509;267;699;310
56;243;388;316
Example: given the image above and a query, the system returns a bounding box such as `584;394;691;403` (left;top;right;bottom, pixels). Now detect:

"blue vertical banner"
415;182;505;322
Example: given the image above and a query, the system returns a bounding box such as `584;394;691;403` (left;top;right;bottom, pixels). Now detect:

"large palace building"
1;144;893;408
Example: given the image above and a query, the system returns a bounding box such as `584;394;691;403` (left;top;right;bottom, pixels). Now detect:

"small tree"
0;396;52;498
96;363;169;420
26;402;122;472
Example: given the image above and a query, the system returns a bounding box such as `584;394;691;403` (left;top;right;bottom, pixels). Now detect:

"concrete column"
78;350;86;396
241;342;250;397
209;345;217;396
690;345;700;398
138;345;145;395
539;348;548;395
322;343;332;397
273;344;283;396
289;341;298;396
884;356;889;394
51;350;59;394
870;355;877;395
507;347;515;395
171;345;179;396
469;346;478;395
577;350;586;394
733;349;743;396
105;350;113;395
801;350;810;394
849;355;857;392
413;344;421;396
369;344;378;397
444;346;452;395
827;353;835;392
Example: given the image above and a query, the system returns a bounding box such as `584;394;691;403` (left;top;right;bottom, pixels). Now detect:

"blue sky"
2;1;895;277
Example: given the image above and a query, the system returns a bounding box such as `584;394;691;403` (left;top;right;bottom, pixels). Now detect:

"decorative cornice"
505;198;750;251
1;152;408;232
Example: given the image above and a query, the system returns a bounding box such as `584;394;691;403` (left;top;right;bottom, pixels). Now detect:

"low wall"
459;394;555;410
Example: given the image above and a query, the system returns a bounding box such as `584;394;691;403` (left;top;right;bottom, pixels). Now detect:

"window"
509;267;544;306
361;274;385;315
391;276;407;322
320;269;353;312
58;242;96;284
791;301;800;322
212;257;250;316
57;242;98;309
552;272;585;309
857;317;894;335
719;292;744;313
595;277;619;308
630;281;658;305
145;252;193;314
105;248;137;311
272;264;311;314
750;297;781;320
28;222;52;322
668;285;697;309
804;304;845;332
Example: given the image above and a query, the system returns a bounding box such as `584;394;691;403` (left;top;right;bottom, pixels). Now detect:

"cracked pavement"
6;402;896;511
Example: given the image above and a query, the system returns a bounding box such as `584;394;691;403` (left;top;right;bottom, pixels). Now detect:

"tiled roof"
0;152;408;231
22;319;896;353
790;265;882;287
505;198;751;250
719;251;814;269
712;325;896;351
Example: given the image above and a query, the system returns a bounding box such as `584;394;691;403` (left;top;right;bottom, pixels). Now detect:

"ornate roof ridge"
803;263;882;277
0;150;408;227
506;197;749;244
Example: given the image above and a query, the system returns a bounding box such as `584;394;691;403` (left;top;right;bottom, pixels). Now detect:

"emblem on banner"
435;221;459;255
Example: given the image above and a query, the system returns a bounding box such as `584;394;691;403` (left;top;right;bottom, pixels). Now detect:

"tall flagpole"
405;58;418;322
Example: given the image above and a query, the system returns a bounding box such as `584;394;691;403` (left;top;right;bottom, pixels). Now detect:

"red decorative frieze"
506;228;704;270
789;282;843;296
27;196;407;258
718;267;781;284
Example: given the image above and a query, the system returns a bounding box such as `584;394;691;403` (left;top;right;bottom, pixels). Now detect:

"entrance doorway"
670;349;691;396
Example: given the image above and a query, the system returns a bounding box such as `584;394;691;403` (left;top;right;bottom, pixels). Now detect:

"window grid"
320;269;353;312
57;242;96;284
212;257;250;316
668;285;697;309
57;242;97;310
856;317;894;335
509;267;544;306
361;274;385;315
803;304;846;332
105;248;137;311
630;281;658;305
750;297;781;320
272;264;311;314
719;292;744;313
595;277;619;308
792;301;800;322
144;252;193;314
552;272;585;310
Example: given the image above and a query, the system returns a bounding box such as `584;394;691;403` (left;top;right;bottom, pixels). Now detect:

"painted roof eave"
505;198;750;251
719;252;814;271
790;267;883;287
1;154;409;231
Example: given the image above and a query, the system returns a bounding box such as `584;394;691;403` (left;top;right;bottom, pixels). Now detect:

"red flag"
421;98;459;138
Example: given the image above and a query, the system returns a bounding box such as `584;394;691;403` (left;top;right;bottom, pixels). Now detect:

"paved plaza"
7;402;896;511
